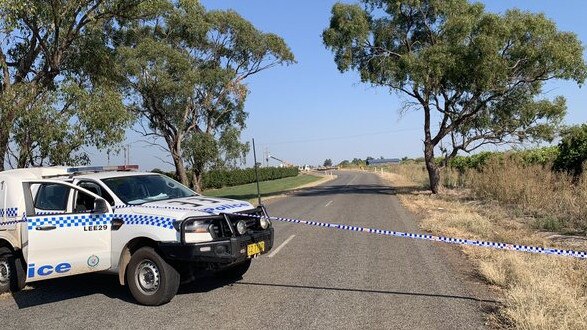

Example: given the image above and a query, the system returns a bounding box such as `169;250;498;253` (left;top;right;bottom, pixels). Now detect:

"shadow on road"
235;281;500;305
6;274;499;309
7;272;243;309
292;184;424;198
9;273;134;309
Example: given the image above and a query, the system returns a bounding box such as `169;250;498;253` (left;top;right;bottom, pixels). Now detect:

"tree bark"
171;150;188;187
0;134;8;171
191;169;203;194
165;137;187;187
424;141;440;194
422;100;440;194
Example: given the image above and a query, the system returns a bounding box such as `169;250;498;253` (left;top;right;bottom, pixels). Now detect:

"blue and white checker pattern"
27;214;113;230
230;212;587;260
0;207;18;218
0;212;176;230
114;213;175;230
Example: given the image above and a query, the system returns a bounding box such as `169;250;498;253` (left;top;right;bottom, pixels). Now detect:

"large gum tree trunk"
424;142;440;194
167;135;189;186
191;169;203;194
0;110;13;171
171;151;189;187
0;137;7;171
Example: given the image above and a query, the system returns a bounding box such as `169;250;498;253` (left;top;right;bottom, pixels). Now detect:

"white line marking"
325;200;333;207
345;175;358;186
267;235;296;258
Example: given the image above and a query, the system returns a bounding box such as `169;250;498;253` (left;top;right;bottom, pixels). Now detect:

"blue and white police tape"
230;212;587;260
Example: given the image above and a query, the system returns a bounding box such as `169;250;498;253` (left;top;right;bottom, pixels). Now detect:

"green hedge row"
152;166;300;190
442;146;560;172
201;167;299;189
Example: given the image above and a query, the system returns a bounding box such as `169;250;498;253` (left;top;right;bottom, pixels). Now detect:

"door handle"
36;225;57;231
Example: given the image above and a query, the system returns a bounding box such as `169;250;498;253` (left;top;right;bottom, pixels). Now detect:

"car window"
102;174;196;205
34;183;70;211
73;189;98;213
78;181;115;206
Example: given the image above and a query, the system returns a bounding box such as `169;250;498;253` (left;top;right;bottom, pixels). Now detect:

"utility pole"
252;139;262;206
124;144;131;165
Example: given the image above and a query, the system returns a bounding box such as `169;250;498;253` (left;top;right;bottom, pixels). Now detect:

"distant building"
299;164;312;171
366;158;401;166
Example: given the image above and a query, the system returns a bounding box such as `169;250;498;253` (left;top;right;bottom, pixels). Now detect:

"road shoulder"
377;170;587;329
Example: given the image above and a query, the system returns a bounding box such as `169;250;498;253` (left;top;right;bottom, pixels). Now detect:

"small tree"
553;125;587;177
323;159;333;167
323;0;586;193
351;158;365;166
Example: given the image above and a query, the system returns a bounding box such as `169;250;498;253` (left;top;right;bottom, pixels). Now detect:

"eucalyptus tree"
0;0;165;169
323;0;586;193
120;0;294;190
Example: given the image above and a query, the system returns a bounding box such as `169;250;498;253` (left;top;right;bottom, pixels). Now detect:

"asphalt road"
0;171;492;329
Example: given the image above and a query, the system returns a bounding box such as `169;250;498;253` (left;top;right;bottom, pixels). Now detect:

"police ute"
0;165;274;305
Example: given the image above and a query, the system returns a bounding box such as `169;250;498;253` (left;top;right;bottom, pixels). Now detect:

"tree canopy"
119;0;294;191
0;0;167;169
323;0;587;193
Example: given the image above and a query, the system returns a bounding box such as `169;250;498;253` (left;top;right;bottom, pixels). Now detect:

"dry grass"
382;159;587;232
467;159;587;232
377;164;587;329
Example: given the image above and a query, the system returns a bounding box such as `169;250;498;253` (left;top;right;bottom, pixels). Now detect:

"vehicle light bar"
66;165;139;173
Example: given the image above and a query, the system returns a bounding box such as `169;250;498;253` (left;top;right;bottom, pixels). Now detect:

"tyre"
217;259;251;281
0;247;25;293
126;247;180;306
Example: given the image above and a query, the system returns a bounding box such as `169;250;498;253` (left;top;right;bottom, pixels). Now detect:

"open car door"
22;180;112;282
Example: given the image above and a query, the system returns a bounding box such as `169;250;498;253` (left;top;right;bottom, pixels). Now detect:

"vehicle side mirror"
93;198;109;214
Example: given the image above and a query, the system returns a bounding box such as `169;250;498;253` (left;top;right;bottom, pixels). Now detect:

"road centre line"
267;235;296;258
345;175;358;186
325;200;333;207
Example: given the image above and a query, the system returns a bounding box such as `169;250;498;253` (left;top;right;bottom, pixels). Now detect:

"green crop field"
203;174;322;202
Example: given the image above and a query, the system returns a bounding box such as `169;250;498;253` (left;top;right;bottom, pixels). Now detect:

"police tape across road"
229;212;587;260
3;202;586;260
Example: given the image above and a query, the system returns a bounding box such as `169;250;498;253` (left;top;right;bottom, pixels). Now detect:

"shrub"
152;166;299;190
201;166;299;189
553;124;587;177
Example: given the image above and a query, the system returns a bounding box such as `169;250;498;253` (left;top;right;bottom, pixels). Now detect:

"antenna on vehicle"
252;138;263;206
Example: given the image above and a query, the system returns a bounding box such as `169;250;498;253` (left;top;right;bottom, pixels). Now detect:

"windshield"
102;174;197;205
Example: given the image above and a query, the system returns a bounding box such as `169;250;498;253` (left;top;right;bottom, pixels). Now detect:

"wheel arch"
117;237;158;286
0;235;19;253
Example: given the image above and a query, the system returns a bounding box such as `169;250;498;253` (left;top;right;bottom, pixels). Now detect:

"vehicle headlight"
236;220;247;235
184;220;213;234
260;217;271;229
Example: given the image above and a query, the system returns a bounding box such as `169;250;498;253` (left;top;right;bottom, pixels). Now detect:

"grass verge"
203;174;324;202
376;167;587;329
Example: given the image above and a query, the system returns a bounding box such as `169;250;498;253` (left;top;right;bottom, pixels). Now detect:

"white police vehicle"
0;165;273;305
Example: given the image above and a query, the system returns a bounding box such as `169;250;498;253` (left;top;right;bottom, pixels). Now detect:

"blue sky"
104;0;587;170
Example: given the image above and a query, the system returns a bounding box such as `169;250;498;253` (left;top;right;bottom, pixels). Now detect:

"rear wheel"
217;259;251;281
0;247;25;293
126;247;180;306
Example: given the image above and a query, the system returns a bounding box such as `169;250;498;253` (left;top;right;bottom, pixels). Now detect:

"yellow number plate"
247;241;265;257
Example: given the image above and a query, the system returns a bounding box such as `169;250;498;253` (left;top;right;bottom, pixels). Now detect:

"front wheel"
126;247;180;306
0;247;25;293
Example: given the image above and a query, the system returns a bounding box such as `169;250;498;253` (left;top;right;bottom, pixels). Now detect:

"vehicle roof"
0;167;71;178
73;171;158;180
0;166;161;181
